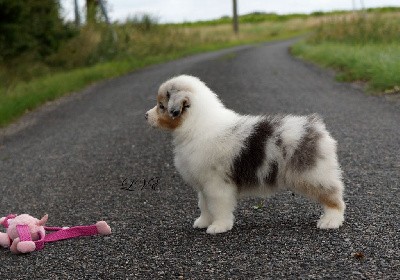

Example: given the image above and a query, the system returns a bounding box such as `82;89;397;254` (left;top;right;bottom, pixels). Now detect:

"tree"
0;0;73;61
86;0;98;24
74;0;81;26
86;0;112;26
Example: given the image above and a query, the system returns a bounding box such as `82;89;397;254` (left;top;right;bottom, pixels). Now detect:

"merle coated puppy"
146;75;346;234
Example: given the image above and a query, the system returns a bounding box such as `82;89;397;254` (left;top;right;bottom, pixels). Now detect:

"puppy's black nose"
145;112;148;120
170;110;180;117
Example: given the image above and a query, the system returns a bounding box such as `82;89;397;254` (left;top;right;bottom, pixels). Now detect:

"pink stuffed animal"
0;213;111;254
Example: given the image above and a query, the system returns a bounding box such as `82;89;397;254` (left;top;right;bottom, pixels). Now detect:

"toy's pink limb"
0;232;11;247
43;225;100;243
17;241;36;253
34;222;111;250
10;238;19;253
16;225;32;242
96;221;111;235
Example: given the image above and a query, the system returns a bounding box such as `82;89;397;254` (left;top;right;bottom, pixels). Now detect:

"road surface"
1;39;399;279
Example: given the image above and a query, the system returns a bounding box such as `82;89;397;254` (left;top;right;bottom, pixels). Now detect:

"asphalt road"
0;39;399;279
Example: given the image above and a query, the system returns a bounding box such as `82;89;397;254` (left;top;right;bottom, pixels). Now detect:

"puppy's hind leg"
203;181;237;234
193;192;213;229
316;183;346;229
293;180;346;229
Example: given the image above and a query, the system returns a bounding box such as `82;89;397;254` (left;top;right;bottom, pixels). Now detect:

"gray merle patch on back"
289;120;322;171
231;117;279;188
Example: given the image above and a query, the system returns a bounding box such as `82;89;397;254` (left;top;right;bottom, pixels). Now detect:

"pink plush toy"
0;214;111;254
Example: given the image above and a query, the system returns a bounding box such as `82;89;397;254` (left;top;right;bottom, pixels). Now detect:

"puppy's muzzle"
170;110;180;118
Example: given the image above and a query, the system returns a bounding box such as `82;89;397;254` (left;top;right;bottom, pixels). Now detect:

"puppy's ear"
168;91;191;118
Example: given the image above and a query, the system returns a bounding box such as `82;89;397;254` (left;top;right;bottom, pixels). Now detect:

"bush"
0;0;76;61
0;0;77;85
47;25;106;69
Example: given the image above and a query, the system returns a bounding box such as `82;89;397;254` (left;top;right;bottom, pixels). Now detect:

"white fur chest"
173;141;209;190
173;128;250;191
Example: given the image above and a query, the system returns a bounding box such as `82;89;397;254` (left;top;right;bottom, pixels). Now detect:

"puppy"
146;75;345;234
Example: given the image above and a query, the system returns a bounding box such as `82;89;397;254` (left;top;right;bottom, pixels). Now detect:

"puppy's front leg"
193;192;212;229
203;182;237;234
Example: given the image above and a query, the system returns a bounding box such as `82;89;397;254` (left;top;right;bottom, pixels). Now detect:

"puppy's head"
146;75;195;130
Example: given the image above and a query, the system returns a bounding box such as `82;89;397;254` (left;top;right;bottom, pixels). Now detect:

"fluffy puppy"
146;75;345;234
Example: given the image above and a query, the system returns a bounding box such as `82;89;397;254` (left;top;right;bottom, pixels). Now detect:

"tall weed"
309;12;400;44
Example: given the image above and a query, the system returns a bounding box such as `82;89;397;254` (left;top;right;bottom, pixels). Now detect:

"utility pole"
351;0;356;12
232;0;239;34
359;0;365;11
74;0;81;26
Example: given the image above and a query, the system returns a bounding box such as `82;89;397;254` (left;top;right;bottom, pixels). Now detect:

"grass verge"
0;57;151;127
291;11;400;94
291;41;400;93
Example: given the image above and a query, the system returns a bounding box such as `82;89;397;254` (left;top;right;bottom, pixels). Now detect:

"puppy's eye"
159;103;165;110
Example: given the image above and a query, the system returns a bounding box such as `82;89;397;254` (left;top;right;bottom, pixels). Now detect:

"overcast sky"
62;0;400;23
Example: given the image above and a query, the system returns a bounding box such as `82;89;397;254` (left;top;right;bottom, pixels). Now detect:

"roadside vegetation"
291;8;400;93
0;8;319;128
1;3;399;127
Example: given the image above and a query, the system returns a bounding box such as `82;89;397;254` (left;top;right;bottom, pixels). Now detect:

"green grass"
0;58;148;127
292;42;400;92
292;11;400;93
0;53;198;127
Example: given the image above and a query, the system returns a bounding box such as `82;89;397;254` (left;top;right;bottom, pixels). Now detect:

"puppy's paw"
193;216;212;229
206;220;233;234
317;211;344;229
